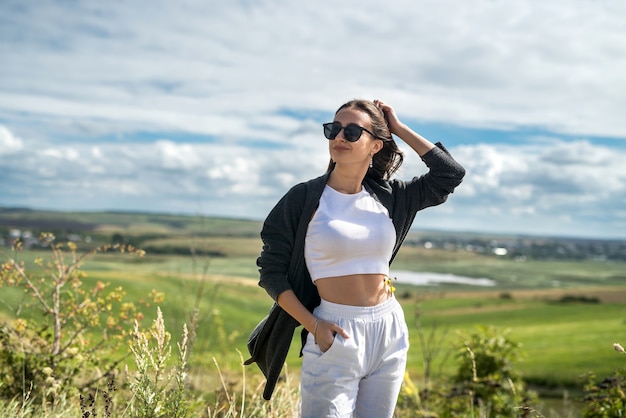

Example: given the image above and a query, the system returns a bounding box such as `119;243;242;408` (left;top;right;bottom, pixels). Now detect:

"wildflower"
384;276;396;293
107;315;117;328
614;343;625;354
42;367;54;376
13;318;27;333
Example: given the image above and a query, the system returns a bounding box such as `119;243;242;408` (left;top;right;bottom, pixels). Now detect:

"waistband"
316;296;400;321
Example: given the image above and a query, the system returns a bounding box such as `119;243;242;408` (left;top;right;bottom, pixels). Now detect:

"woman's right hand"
315;319;350;352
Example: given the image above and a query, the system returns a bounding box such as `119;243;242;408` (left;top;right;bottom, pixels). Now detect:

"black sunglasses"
322;121;379;143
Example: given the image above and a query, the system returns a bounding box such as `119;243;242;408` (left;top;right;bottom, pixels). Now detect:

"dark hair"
326;99;404;180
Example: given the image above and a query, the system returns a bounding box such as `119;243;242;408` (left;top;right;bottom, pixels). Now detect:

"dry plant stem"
213;356;231;404
188;244;210;351
6;261;51;317
467;346;478;382
50;242;82;356
238;350;245;418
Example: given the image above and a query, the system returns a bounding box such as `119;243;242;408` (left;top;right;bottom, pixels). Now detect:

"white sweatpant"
300;296;409;418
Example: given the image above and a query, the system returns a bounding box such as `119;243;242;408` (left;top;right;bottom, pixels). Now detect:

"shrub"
581;344;626;417
0;233;155;406
581;369;626;418
418;325;537;417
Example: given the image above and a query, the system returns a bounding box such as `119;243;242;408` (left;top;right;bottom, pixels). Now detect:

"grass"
398;289;626;391
4;246;625;388
2;234;626;416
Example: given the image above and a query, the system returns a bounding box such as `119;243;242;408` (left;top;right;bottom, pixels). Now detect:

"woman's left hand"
373;99;404;136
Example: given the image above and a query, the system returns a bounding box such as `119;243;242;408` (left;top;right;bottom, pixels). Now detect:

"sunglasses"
322;121;379;143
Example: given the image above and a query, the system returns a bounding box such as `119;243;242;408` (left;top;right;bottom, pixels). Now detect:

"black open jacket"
244;143;465;400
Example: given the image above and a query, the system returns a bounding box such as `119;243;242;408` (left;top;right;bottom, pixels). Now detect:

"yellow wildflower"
384;276;396;293
13;318;27;333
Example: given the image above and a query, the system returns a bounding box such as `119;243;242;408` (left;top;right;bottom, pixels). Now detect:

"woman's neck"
327;166;367;194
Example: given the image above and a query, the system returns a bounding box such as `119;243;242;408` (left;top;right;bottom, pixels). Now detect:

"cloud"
2;1;626;139
2;118;625;238
449;139;626;237
1;0;625;238
0;125;23;154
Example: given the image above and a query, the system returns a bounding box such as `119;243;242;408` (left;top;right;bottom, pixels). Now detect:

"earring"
369;154;373;168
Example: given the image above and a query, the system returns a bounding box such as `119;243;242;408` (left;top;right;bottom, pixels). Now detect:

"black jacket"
244;143;465;400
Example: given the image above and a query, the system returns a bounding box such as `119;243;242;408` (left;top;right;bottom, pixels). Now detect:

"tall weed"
125;306;190;418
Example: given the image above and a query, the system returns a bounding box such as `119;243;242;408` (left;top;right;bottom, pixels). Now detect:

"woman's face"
328;108;382;169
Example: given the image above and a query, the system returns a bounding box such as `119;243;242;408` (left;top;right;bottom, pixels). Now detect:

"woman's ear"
372;139;383;154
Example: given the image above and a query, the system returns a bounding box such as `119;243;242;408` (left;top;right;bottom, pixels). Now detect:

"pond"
390;270;496;287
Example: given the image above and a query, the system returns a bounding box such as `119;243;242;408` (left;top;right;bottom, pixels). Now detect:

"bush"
582;367;626;417
417;325;537;417
0;233;155;406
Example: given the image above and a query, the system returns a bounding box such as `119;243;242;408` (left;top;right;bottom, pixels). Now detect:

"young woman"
245;99;465;417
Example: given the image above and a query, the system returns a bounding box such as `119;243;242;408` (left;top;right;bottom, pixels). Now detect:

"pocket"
302;330;324;357
303;331;341;359
319;333;339;356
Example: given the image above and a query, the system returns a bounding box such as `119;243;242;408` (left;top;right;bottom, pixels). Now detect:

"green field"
5;240;624;387
1;210;625;414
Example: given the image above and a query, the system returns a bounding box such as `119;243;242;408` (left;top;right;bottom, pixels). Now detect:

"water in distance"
390;270;495;287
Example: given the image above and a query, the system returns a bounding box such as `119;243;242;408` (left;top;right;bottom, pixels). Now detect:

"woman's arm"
374;98;465;200
258;183;349;352
374;99;435;156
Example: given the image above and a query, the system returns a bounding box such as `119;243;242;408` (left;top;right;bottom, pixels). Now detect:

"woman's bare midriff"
315;274;391;306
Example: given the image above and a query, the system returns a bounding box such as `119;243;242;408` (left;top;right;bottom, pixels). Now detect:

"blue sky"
1;0;625;239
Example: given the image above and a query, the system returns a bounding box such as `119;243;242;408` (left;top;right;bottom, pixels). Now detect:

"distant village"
404;233;626;262
3;227;625;262
1;229;93;250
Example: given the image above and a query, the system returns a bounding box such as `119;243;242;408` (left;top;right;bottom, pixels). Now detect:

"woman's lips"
333;145;350;151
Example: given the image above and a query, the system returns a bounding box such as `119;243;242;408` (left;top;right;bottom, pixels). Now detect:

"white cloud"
2;128;625;237
2;1;626;139
448;139;626;237
0;125;23;154
1;0;625;238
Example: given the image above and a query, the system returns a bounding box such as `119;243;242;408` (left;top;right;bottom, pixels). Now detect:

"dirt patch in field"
436;286;626;304
207;274;259;287
429;303;530;317
156;272;259;288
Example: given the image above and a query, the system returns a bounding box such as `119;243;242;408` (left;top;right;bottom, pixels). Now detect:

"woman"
245;99;465;417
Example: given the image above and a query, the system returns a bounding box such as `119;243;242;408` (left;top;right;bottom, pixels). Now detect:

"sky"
1;0;625;240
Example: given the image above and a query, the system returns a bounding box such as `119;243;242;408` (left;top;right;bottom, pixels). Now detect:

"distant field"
393;244;626;288
0;208;263;237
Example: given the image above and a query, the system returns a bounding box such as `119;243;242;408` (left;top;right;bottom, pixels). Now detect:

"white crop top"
304;185;396;282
